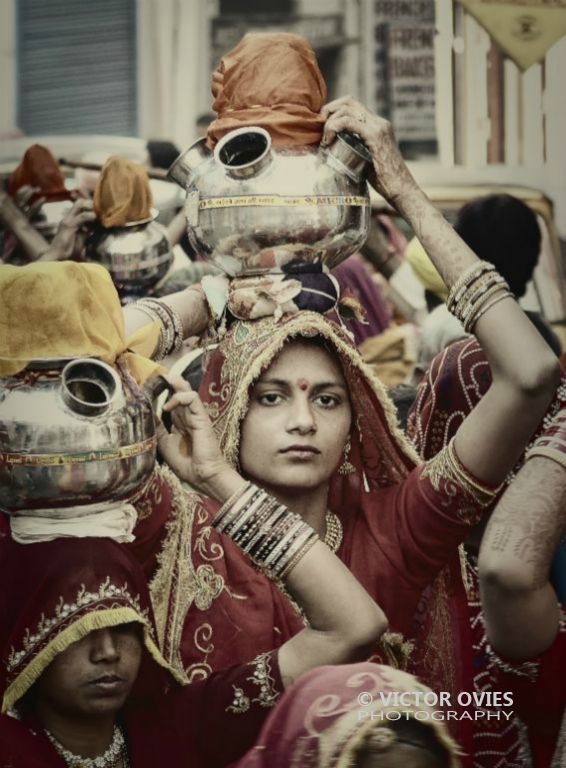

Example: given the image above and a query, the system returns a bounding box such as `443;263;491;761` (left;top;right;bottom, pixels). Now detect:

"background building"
1;0;565;237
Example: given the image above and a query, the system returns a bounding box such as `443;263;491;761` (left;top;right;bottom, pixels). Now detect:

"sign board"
374;0;437;153
457;0;566;70
388;24;436;142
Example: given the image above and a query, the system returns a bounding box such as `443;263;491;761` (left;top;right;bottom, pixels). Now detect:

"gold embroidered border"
2;607;179;714
7;579;149;673
247;651;280;708
0;435;156;466
149;466;235;682
149;466;199;681
211;312;420;476
421;438;501;511
200;195;369;211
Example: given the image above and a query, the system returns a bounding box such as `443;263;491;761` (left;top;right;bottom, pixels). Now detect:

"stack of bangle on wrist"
213;483;319;579
447;261;513;333
132;298;184;359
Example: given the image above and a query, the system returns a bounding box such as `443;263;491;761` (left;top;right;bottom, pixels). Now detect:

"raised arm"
322;97;560;486
159;379;387;687
478;453;565;659
122;284;209;361
0;190;50;261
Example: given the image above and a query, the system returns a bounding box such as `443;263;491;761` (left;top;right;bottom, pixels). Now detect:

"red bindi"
297;378;309;391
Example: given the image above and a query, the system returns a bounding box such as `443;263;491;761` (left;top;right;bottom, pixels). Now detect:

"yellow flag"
457;0;566;70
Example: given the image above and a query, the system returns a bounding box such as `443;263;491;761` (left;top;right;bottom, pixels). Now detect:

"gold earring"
338;438;355;475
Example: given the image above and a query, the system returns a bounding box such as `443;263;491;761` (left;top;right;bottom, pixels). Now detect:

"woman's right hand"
320;96;417;205
46;198;97;260
157;377;238;500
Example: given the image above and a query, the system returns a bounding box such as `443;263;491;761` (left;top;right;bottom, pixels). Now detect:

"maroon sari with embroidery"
488;610;566;768
407;337;566;767
131;313;501;765
0;536;282;768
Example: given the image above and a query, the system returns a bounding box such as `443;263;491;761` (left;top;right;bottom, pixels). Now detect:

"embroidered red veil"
237;662;462;768
0;536;176;716
0;535;285;768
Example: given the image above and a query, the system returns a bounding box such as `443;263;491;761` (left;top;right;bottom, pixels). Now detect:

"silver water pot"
0;358;156;514
85;210;173;298
168;128;372;276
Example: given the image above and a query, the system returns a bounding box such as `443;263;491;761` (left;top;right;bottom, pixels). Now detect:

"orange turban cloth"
207;33;327;149
8;144;72;203
93;156;153;229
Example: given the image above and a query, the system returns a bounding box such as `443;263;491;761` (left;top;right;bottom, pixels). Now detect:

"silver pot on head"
0;358;156;515
85;209;173;299
167;127;372;276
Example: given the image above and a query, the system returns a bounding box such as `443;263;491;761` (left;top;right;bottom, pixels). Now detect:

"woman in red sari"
409;338;566;766
1;97;560;768
0;536;281;768
478;417;566;768
126;96;560;768
0;533;389;768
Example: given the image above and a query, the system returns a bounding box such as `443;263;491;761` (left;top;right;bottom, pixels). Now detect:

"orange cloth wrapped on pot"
207;32;327;149
8;144;72;203
93;156;153;228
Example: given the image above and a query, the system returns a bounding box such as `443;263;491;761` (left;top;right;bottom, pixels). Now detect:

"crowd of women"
0;31;565;768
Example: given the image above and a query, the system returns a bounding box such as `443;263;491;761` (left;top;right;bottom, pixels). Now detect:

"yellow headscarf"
405;237;449;301
0;262;162;383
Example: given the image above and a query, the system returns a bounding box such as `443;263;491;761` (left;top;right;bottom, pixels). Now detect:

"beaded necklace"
45;724;129;768
324;510;343;553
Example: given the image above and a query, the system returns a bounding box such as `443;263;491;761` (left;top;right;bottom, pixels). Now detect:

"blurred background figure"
407;193;562;390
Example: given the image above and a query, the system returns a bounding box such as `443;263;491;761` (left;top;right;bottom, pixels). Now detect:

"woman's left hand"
158;377;233;497
320;96;416;204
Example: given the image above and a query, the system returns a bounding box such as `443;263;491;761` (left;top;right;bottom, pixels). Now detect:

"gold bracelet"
466;289;514;332
462;284;510;332
458;274;505;325
447;261;494;312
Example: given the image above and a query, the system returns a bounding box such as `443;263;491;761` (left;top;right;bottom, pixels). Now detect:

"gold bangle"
466;289;514;332
278;534;319;579
462;284;510;331
447;261;494;311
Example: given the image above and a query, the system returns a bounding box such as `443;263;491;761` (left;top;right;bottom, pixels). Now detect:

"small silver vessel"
0;358;156;514
168;127;371;275
86;210;173;298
